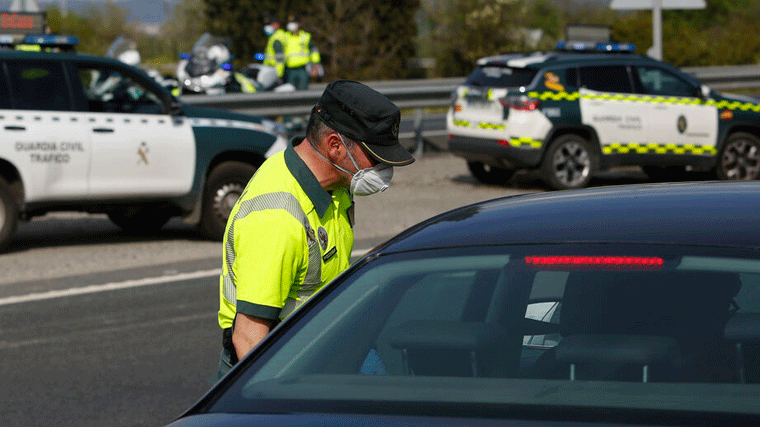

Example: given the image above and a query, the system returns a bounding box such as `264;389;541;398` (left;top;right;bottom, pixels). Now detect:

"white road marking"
0;313;212;350
0;248;373;307
0;269;221;307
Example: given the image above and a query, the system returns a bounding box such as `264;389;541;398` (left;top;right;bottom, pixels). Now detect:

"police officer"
283;15;321;90
262;13;287;83
217;80;414;378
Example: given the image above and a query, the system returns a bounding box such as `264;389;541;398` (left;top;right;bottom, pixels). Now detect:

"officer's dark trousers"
285;66;309;90
217;347;235;380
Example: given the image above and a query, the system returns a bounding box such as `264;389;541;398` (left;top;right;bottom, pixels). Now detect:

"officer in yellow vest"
217;80;415;378
263;13;287;82
283;15;321;90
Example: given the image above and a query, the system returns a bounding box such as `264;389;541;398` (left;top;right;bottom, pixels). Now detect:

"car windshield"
207;244;760;418
465;65;538;88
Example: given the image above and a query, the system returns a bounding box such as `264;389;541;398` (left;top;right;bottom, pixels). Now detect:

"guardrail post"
414;108;425;159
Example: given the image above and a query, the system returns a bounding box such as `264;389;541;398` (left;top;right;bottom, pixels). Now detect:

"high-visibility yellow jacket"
263;29;287;78
218;143;353;328
284;30;321;69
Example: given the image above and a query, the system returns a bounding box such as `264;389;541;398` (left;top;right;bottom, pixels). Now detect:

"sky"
9;0;179;24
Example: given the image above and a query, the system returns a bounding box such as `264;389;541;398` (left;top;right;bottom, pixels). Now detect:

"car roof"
0;49;115;63
380;181;760;253
477;51;661;69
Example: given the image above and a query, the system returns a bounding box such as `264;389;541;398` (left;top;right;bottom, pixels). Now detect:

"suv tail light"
499;95;540;111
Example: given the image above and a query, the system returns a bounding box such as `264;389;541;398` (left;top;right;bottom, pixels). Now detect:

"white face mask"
286;22;299;33
264;25;275;36
310;134;393;196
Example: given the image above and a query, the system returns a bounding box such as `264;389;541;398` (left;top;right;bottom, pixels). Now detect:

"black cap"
315;80;414;166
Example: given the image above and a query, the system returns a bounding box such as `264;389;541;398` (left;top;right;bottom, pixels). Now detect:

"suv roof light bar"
0;34;79;49
555;41;636;53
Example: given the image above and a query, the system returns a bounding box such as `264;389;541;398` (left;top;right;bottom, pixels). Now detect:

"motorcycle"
177;33;294;96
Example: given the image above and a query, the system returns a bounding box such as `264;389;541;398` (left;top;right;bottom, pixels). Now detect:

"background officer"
262;13;287;83
283;15;321;90
217;80;414;378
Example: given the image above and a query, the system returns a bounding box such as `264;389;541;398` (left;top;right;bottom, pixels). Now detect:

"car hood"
716;92;760;105
181;104;267;125
165;413;637;427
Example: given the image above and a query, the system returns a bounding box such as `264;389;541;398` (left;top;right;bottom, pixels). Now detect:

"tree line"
42;0;760;81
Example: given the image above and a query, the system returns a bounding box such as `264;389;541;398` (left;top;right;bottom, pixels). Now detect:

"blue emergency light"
556;41;636;53
22;34;79;47
254;53;265;61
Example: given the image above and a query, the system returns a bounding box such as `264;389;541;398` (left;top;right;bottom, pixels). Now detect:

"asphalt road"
0;148;659;427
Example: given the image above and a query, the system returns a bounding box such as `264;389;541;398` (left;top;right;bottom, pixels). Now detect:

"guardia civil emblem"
317;226;328;251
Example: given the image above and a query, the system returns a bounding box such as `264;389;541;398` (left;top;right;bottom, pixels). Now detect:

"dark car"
170;181;760;426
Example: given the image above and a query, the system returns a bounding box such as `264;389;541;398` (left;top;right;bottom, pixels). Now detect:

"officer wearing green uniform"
263;14;287;81
283;15;321;90
217;80;414;378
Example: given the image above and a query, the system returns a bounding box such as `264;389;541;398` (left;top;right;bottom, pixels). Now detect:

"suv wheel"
717;132;760;180
541;134;595;190
467;162;515;185
0;176;18;251
199;161;257;240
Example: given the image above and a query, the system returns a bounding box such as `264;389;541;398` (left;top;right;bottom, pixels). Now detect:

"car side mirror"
169;98;183;116
700;84;711;100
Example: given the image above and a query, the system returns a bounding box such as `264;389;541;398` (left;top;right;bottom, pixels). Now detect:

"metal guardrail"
180;65;760;118
683;65;760;91
179;77;464;117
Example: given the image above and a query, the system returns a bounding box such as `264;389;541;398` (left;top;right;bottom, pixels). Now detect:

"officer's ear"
323;132;344;160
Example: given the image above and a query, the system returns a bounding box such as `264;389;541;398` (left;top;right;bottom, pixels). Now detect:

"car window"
208;244;760;417
76;65;164;114
579;65;632;93
6;60;71;111
634;65;697;97
0;65;12;109
465;66;538;88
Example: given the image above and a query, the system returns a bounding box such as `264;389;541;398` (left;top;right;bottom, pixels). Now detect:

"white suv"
0;50;287;251
448;45;760;190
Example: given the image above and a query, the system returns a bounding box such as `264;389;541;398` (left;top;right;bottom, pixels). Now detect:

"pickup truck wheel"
0;177;18;252
108;206;173;234
467;161;515;185
199;161;257;241
717;132;760;180
541;134;595;190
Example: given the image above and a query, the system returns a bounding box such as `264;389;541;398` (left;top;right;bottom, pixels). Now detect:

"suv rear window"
465;66;538;88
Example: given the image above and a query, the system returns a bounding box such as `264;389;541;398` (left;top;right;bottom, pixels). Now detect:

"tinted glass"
77;65;164;114
634;66;697;97
209;244;760;418
0;65;12;109
465;66;538;88
6;61;71;111
579;65;632;93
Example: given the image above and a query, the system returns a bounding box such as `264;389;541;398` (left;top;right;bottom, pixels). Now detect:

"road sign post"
610;0;706;60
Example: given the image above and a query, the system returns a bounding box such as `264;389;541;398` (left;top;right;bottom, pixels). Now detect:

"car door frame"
65;58;197;200
1;56;92;202
629;62;718;164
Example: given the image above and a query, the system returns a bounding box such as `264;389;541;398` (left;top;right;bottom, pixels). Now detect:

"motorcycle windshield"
106;35;136;59
191;33;229;55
